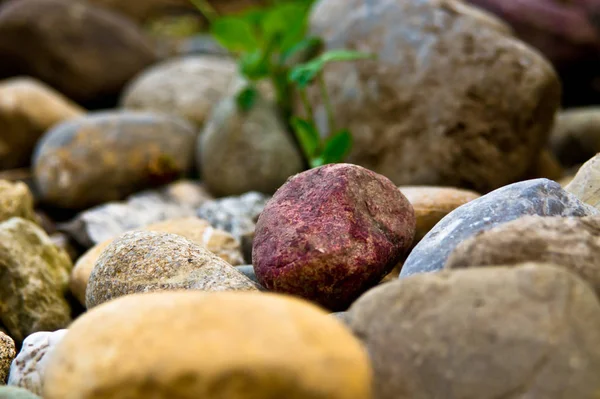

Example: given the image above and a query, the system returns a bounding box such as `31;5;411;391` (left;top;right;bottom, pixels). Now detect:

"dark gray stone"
400;178;599;278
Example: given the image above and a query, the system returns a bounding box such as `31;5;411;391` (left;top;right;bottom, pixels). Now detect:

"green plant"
192;0;373;168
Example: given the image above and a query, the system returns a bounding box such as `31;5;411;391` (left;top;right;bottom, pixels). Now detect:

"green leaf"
291;117;321;159
263;3;310;50
316;49;374;64
210;17;259;52
236;86;258;111
321;129;353;164
240;51;270;80
289;49;374;88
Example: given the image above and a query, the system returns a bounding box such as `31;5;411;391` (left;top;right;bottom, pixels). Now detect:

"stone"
44;291;372;399
346;264;600;399
0;218;72;343
550;107;600;167
0;333;15;383
253;164;416;310
0;386;40;398
8;330;67;395
521;149;564;181
48;233;79;263
399;186;480;244
0;181;36;224
85;231;258;308
70;217;244;305
308;0;560;193
33;111;196;209
199;92;304;197
240;229;254;263
235;265;259;285
401;178;598;278
121;56;237;128
565;153;600;208
0;0;157;104
0;77;84;170
176;34;230;57
446;215;600;295
197;191;269;240
59;180;212;248
0;170;37;203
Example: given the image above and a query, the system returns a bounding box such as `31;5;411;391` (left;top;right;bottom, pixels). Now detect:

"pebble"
33;111;197;209
0;333;15;383
401;178;598;278
85;231;258;308
0;218;72;343
0;181;36;224
550;107;600;167
565;153;600;209
346;264;600;399
44;291;372;399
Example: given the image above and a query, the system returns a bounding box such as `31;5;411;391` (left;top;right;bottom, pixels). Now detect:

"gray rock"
59;180;213;248
307;0;560;192
400;178;599;278
33;111;196;209
0;332;15;383
235;265;259;284
8;330;67;395
86;231;259;308
0;218;72;343
120;56;237;127
199;93;304;197
0;386;40;398
197;192;269;240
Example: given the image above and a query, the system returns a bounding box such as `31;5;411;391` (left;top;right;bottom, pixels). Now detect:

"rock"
8;330;67;395
308;0;560;193
121;56;237;128
48;233;79;263
521;149;564;181
446;215;600;294
70;217;244;305
347;264;600;399
0;0;157;104
0;386;40;398
0;218;72;343
176;34;230;57
399;186;480;244
44;291;372;399
33;111;196;209
401;178;598;278
197;191;269;240
0;333;15;383
550;107;600;167
235;265;259;285
59;180;212;247
85;231;258;308
565;154;600;208
0;78;84;170
0;181;36;224
240;229;254;263
253;164;416;310
199;93;304;197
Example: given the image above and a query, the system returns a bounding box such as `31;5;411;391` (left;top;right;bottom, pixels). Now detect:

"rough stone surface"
0;333;15;383
0;0;157;104
550;107;600;167
199;93;304;197
0;181;36;224
8;330;67;395
121;56;237;128
44;291;372;399
0;77;84;170
401;178;598;278
347;264;600;399
254;164;416;310
565;153;600;208
308;0;560;193
0;218;72;343
197;191;269;240
86;231;258;308
70;217;244;305
399;186;480;244
33;111;196;209
0;386;40;398
59;180;213;248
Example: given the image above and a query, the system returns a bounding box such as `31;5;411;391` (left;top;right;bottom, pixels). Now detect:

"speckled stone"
0;333;15;383
400;178;599;278
85;231;258;308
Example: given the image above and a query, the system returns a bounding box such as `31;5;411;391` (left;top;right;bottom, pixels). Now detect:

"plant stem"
190;0;218;23
318;73;336;134
299;88;315;125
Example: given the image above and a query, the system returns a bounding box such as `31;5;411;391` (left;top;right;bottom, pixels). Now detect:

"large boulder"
308;0;560;192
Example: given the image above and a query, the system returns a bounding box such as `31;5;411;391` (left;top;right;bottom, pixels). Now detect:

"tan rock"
565;153;600;208
85;231;257;308
0;78;83;170
0;180;35;223
70;217;244;304
0;332;15;383
44;291;372;399
398;186;480;244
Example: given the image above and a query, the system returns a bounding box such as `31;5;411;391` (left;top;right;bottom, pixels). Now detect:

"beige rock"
85;231;257;308
70;217;244;304
44;291;372;399
0;180;35;223
0;332;15;383
398;186;480;244
0;78;84;170
347;264;600;399
565;153;600;208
